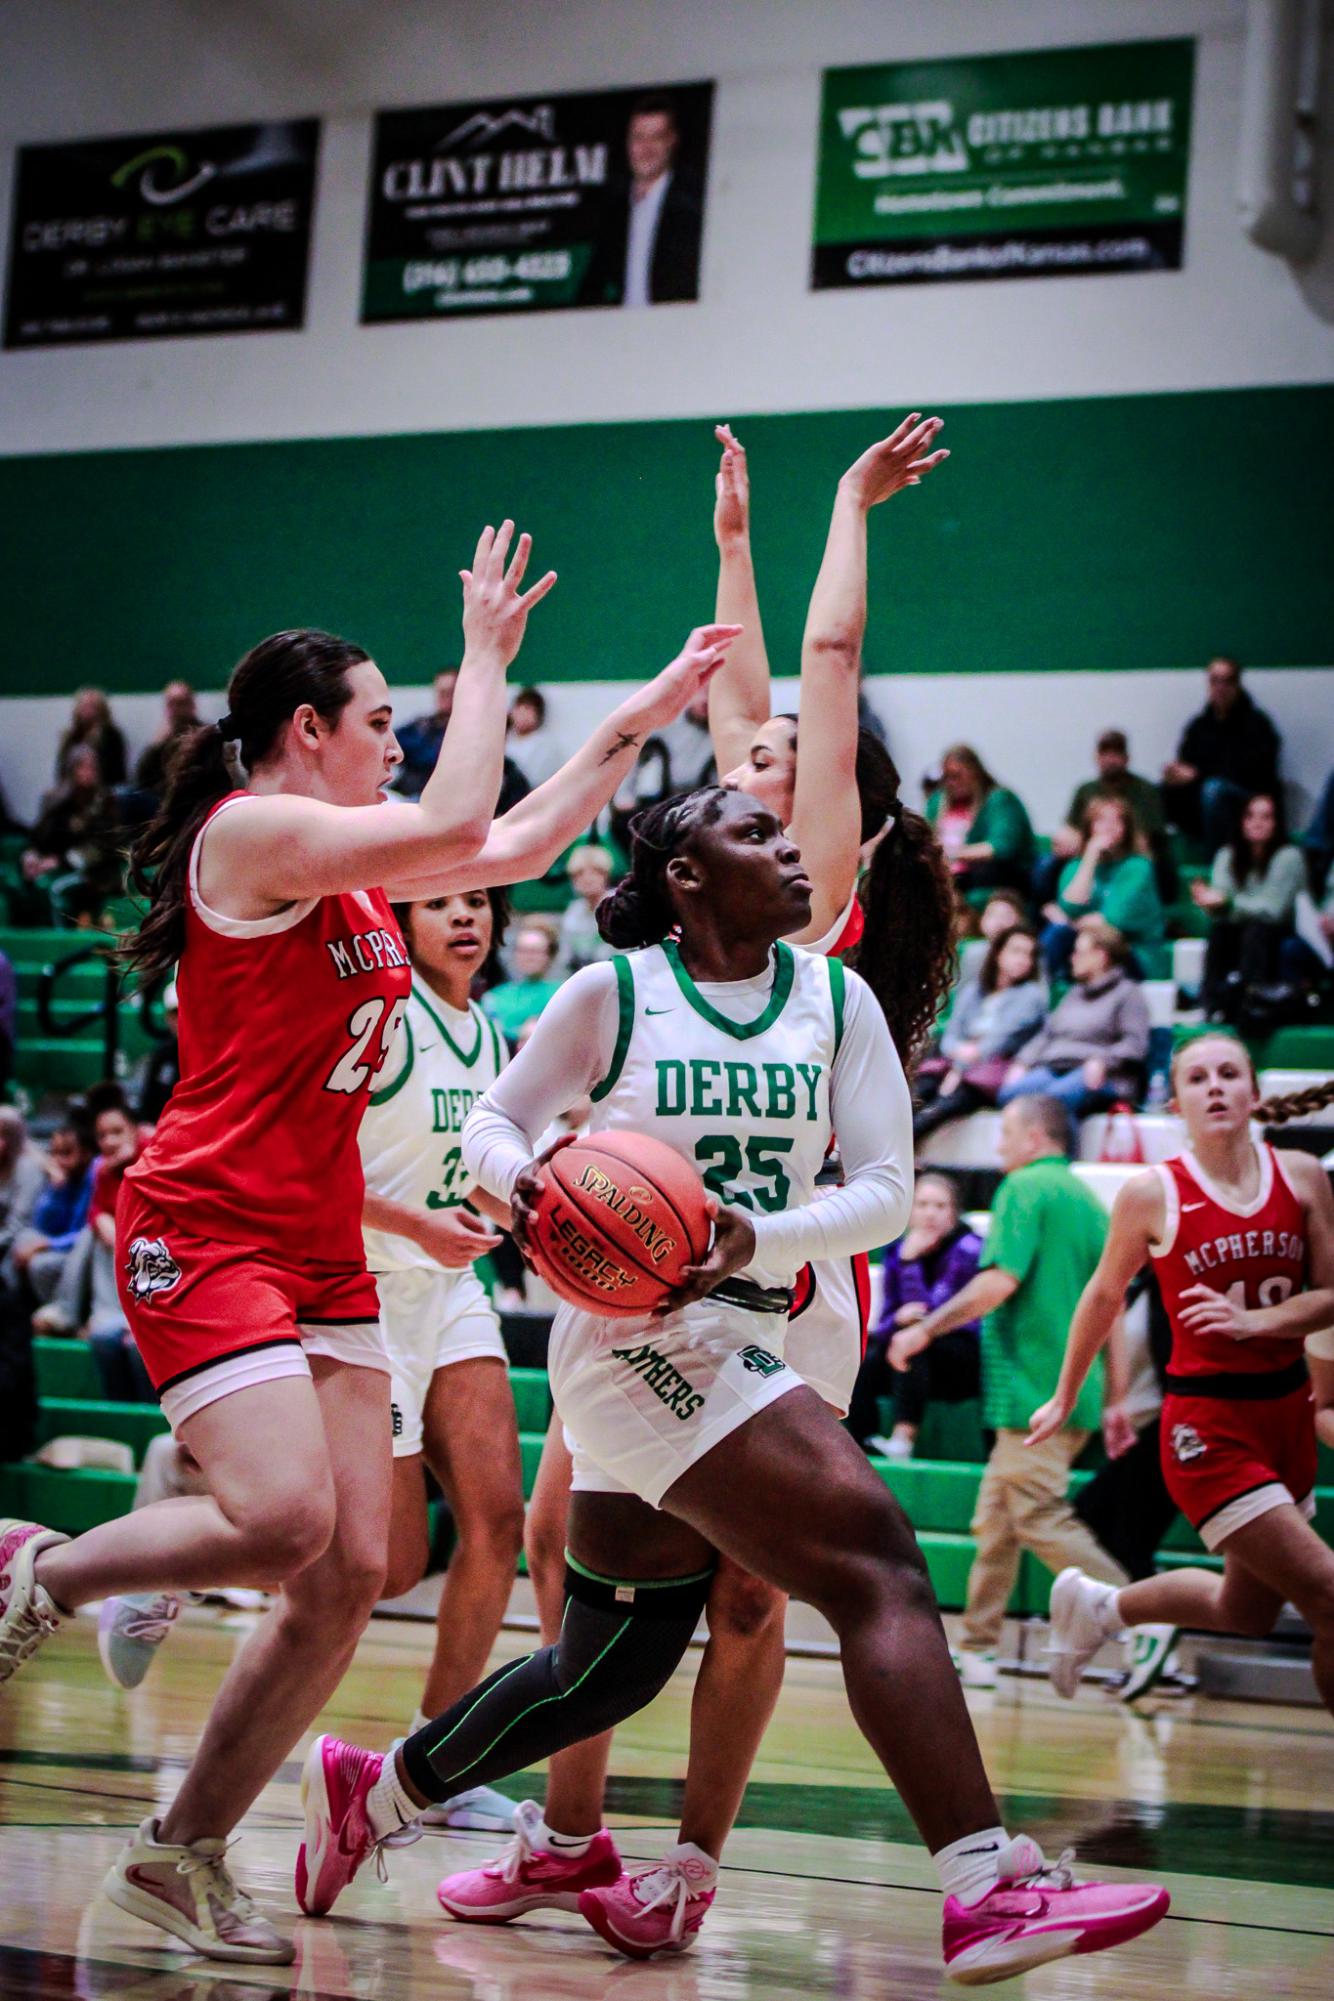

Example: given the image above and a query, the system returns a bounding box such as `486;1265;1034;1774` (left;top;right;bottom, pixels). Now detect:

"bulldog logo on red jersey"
125;1236;182;1303
1170;1422;1207;1465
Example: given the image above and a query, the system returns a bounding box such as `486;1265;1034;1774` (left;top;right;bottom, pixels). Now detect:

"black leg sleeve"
400;1561;713;1804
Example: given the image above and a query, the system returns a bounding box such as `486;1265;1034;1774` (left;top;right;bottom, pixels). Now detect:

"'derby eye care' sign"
362;82;713;320
3;121;320;347
812;39;1194;290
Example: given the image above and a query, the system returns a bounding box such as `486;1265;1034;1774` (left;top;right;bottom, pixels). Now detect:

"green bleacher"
11;1338;1330;1622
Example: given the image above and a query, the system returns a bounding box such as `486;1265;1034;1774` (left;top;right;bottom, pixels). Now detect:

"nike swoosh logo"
1182;1202;1206;1212
645;1007;673;1016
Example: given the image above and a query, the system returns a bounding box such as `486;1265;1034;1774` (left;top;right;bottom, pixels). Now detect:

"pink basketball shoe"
296;1734;388;1918
942;1835;1169;1985
438;1799;622;1922
578;1844;718;1959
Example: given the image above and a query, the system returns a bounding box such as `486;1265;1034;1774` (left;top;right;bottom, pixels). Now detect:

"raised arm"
707;425;774;776
205;522;555;903
1026;1174;1161;1445
788;415;948;941
387;624;739;897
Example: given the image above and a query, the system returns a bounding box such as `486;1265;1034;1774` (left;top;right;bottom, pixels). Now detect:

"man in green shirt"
1041;729;1175;902
902;1095;1129;1684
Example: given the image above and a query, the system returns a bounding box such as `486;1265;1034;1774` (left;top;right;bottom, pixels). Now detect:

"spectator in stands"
914;925;1046;1140
978;889;1031;941
392;667;458;797
925;744;1035;911
33;1099;152;1389
999;917;1150;1122
1161;655;1281;851
1301;767;1334;895
614;684;716;829
847;1173;982;1458
556;844;617;976
1192;790;1307;1020
1279;867;1334;993
901;1093;1129;1685
0;1108;45;1270
394;665;531;814
130;980;181;1124
482;919;564;1047
4;1117;95;1304
131;680;199;798
18;745;122;925
1040;795;1164;980
0;942;14;1092
506;686;565;790
0;775;26;836
56;686;127;788
1039;730;1174;902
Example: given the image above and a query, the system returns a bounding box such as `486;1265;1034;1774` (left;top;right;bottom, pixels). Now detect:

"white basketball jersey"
361;981;507;1272
585;940;846;1294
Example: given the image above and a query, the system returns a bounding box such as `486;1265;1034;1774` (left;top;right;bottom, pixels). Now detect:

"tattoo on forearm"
599;731;640;766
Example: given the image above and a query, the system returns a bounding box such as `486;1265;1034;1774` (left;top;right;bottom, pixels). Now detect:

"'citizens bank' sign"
4;120;319;347
812;39;1194;289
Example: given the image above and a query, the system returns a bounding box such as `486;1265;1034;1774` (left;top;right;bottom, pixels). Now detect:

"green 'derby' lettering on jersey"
654;1059;822;1121
610;1342;705;1421
431;1087;478;1135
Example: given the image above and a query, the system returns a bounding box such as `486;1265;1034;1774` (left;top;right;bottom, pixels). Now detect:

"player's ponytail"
123;628;368;982
847;731;956;1072
596;786;729;949
1255;1077;1334;1125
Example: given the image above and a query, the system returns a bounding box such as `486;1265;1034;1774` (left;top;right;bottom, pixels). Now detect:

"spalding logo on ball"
526;1132;712;1318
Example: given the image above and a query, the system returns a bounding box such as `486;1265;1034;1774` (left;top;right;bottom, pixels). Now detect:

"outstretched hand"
714;423;750;546
619;624;743;741
460;519;558;670
840;413;949;511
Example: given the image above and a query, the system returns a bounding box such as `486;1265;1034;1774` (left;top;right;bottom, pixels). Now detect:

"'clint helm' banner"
813;39;1194;290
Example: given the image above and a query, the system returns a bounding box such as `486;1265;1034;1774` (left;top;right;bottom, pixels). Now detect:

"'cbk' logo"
124;1236;182;1303
111;145;218;205
837;101;967;179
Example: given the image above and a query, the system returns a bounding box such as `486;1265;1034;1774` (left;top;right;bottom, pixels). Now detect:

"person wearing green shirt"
897;1094;1129;1684
1041;794;1164;979
481;921;564;1047
925;744;1035;913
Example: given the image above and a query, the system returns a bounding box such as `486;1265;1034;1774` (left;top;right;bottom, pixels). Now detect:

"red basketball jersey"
808;890;864;962
126;792;411;1261
1151;1145;1308;1378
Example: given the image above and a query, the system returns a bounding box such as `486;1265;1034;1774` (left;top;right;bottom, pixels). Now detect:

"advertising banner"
4;120;320;347
363;82;712;320
813;40;1194;288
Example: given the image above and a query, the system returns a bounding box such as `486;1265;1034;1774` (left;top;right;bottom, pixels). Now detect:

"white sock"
1097;1585;1126;1637
538;1816;596;1854
366;1754;424;1841
661;1840;718;1886
933;1826;1008;1906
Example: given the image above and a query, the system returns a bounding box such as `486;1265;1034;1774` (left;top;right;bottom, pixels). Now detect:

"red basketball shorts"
1160;1379;1317;1551
116;1183;388;1432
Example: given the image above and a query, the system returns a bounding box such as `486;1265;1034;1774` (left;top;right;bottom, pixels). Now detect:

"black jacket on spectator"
1176;690;1281;796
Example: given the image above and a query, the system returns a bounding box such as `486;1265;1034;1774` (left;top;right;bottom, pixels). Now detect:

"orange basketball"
526;1132;712;1318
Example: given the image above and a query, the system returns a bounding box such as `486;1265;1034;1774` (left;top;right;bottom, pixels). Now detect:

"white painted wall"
2;0;1332;458
6;665;1325;830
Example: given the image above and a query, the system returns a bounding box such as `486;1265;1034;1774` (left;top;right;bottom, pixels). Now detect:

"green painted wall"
2;384;1331;695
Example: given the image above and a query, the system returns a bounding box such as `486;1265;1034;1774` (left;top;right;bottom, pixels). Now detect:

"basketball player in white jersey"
358;881;519;1831
512;415;959;1908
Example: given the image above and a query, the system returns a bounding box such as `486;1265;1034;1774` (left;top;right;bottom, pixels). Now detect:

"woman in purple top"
847;1173;982;1457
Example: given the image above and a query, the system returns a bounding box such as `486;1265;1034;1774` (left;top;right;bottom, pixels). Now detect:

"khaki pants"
961;1427;1129;1652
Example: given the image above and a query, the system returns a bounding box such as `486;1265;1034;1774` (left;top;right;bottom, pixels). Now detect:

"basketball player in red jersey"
0;519;739;1965
486;420;960;1950
1027;1031;1334;1710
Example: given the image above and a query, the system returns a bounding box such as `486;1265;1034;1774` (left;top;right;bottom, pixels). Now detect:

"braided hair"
596;787;731;948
